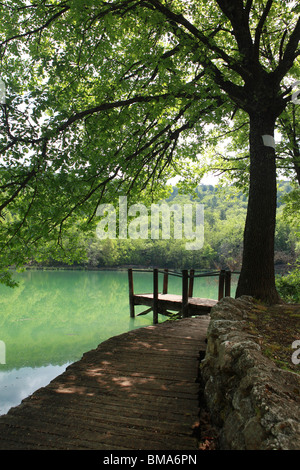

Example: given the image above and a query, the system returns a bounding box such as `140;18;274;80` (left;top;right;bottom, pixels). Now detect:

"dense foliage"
28;182;298;274
276;265;300;303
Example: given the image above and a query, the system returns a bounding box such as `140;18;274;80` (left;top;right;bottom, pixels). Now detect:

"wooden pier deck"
133;293;217;315
0;316;210;450
128;268;231;323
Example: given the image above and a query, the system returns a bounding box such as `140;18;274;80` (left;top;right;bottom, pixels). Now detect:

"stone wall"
200;296;300;450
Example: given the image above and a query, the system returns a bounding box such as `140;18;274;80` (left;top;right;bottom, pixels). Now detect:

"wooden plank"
128;268;135;317
218;269;225;300
188;269;194;297
225;270;231;297
182;269;189;317
163;268;168;294
137;307;153;316
153;268;158;324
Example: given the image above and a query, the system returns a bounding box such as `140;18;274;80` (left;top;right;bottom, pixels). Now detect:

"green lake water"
0;269;238;415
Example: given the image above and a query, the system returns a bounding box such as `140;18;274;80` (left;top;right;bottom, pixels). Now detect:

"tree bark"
235;112;281;304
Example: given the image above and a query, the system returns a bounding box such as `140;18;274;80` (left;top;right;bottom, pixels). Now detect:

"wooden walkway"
0;317;210;450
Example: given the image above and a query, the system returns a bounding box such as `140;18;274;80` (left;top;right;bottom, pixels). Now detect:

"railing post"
188;269;194;298
225;270;231;297
163;269;168;295
128;269;135;317
182;269;189;317
218;269;226;300
153;268;159;324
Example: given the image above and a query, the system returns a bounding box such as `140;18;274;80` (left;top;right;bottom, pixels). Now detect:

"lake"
0;269;238;415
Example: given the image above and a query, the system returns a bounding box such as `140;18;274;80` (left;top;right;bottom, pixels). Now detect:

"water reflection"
0;270;155;371
0;363;70;415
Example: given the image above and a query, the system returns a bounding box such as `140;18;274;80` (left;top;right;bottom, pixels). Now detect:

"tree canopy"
0;1;299;301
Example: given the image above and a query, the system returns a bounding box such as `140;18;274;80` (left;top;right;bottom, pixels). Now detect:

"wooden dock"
0;317;210;450
128;268;232;323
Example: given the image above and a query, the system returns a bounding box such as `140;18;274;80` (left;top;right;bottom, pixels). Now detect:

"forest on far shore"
29;181;298;275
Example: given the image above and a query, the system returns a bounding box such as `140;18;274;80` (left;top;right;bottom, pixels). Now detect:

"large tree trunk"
236;112;281;304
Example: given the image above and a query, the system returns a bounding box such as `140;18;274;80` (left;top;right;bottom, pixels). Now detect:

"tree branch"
0;168;36;215
253;0;273;60
215;0;253;60
244;0;253;19
273;15;300;83
143;0;247;78
0;4;70;47
279;29;288;62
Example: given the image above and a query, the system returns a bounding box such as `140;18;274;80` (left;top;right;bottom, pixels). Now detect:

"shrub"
276;265;300;303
